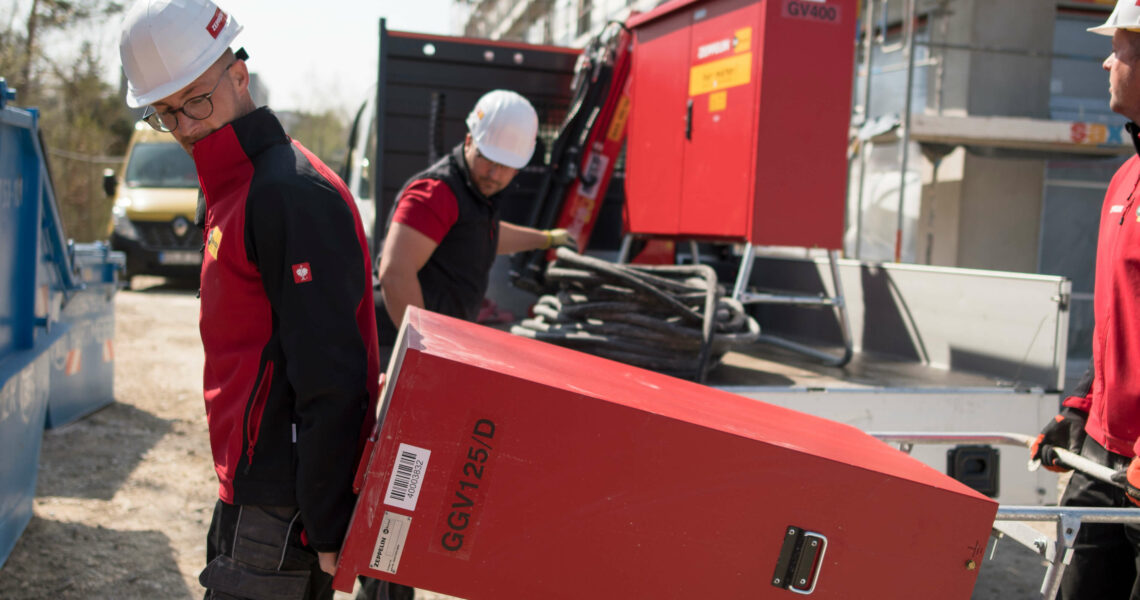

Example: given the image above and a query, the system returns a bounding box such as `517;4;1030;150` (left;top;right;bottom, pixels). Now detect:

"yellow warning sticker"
709;91;727;112
734;27;752;54
689;52;752;97
207;226;222;260
606;94;632;143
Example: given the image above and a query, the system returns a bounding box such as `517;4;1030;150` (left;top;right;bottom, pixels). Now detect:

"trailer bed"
711;344;1014;390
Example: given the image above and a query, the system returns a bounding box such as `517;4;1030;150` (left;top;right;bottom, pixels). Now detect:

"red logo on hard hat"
206;8;227;39
292;263;313;284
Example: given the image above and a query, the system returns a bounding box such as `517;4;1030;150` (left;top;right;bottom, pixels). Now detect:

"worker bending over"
375;90;572;362
119;1;380;598
1032;2;1140;597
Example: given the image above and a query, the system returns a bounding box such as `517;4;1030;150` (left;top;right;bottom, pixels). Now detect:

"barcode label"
384;443;431;511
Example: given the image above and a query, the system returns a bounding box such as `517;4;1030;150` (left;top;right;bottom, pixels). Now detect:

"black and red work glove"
1111;458;1140;508
1030;407;1087;472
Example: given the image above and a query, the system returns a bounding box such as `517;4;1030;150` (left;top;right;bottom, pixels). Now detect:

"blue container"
43;242;123;428
0;79;125;566
0;333;57;567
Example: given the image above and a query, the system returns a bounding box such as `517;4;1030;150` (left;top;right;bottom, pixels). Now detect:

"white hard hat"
466;90;539;170
119;0;243;107
1089;0;1140;36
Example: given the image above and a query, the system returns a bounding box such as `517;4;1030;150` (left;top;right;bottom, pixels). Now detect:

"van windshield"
124;142;198;188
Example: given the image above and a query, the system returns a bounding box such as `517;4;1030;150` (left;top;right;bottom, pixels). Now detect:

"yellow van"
104;123;201;285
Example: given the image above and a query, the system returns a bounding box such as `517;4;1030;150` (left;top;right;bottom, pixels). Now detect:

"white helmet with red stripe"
1089;0;1140;36
119;0;242;107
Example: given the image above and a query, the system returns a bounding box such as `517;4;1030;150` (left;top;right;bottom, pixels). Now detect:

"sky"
5;0;458;114
211;0;458;113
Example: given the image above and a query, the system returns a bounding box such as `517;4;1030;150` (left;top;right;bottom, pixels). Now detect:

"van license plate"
159;251;200;265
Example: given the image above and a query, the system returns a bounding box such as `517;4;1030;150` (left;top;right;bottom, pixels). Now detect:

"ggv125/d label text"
433;418;497;560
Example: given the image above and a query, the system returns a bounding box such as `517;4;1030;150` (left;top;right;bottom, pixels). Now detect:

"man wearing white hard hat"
1031;2;1140;596
367;91;569;599
118;1;380;598
374;90;573;360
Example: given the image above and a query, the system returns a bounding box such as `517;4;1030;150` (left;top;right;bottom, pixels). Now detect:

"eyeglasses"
141;61;235;133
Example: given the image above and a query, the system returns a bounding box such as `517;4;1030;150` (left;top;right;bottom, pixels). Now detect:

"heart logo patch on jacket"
293;262;313;284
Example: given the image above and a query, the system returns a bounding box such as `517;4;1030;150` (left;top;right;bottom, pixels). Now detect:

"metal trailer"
873;432;1140;600
0;80;125;567
351;23;1077;509
697;253;1071;507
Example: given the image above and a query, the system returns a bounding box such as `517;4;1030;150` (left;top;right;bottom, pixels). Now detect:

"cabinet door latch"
771;525;828;595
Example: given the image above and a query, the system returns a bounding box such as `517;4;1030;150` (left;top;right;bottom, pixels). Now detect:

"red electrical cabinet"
624;0;855;248
333;307;997;599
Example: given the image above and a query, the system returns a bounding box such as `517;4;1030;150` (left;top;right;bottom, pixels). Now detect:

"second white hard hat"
1089;0;1140;36
466;90;539;170
119;0;243;108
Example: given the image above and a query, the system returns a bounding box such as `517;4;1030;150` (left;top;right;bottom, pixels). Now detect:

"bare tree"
285;109;350;173
39;41;134;241
19;0;123;96
3;0;130;242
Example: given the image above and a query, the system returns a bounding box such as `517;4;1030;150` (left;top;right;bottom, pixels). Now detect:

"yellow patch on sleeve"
206;226;222;260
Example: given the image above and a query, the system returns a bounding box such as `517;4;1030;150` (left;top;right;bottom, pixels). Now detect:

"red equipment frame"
551;26;634;255
623;0;855;248
334;307;996;599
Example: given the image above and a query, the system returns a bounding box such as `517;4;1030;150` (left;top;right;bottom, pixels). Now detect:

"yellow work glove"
543;228;576;250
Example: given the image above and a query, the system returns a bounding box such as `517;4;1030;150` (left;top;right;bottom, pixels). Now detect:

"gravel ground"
0;276;1051;599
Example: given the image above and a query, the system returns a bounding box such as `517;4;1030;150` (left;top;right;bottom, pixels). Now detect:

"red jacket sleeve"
1061;362;1093;414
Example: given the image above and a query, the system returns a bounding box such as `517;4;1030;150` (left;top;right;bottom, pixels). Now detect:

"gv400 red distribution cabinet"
333;307;997;599
624;0;855;248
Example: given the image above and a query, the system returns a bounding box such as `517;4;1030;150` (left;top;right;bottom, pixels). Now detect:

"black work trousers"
200;500;334;600
1059;436;1140;600
354;577;414;600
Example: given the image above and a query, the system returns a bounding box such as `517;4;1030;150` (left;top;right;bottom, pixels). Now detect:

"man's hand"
544;228;577;250
1112;458;1140;507
1030;407;1087;472
317;551;337;576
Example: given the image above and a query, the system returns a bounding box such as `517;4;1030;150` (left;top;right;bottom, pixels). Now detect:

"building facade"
460;0;662;47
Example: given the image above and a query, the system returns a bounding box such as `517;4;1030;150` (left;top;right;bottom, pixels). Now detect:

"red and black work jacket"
193;107;380;552
376;144;501;346
1065;122;1140;458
